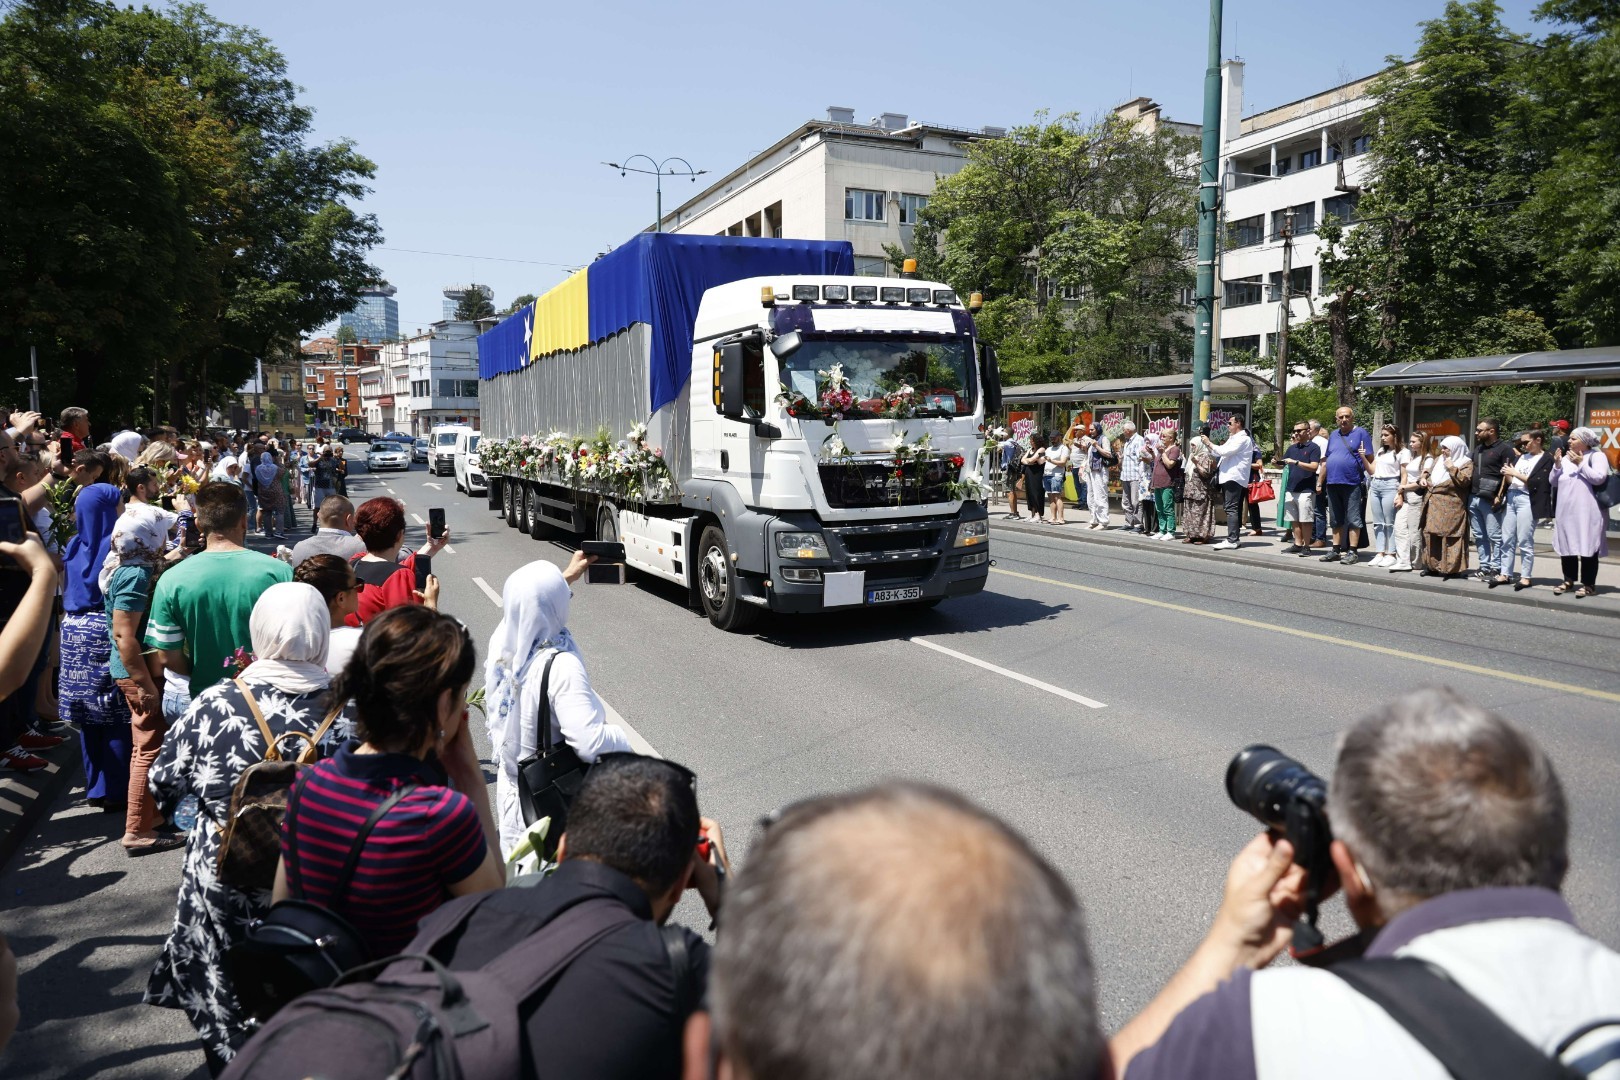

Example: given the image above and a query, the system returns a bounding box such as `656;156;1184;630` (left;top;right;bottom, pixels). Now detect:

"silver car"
366;441;410;471
412;438;429;463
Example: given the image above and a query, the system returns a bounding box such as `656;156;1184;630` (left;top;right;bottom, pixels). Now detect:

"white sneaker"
1212;539;1237;550
1375;554;1394;568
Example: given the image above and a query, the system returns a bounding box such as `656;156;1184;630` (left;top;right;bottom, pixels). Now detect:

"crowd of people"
2;399;1618;1079
996;408;1612;595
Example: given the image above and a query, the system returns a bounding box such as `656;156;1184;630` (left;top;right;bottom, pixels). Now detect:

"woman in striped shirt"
273;605;504;960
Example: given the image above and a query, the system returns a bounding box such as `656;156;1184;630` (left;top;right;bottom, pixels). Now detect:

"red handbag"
1247;476;1276;504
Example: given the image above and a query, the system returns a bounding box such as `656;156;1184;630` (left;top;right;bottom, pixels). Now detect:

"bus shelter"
991;371;1276;506
1362;346;1620;534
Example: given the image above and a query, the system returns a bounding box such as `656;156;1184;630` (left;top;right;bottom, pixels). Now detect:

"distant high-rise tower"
339;282;399;342
442;283;493;320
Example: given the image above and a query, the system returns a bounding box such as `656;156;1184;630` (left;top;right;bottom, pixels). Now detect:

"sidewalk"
0;731;80;870
992;508;1620;619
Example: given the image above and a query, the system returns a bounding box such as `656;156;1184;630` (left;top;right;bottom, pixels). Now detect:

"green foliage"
1478;382;1578;435
454;285;495;321
505;293;538;315
0;0;380;428
903;113;1198;387
334;325;358;344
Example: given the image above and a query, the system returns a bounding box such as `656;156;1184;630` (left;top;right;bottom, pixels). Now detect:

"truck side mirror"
714;342;749;420
769;330;802;359
980;343;1003;415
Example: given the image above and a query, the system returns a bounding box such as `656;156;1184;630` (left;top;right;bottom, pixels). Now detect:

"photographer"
1112;688;1620;1079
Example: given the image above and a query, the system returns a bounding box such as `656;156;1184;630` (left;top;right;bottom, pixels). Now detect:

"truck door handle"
720;450;730;471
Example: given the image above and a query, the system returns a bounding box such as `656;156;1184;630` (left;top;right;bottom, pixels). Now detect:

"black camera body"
1226;745;1335;952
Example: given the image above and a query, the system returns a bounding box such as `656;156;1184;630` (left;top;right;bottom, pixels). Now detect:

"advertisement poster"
1008;410;1036;449
1410;397;1475;447
1578;387;1620;533
1207;400;1250;445
1067;408;1093;439
1143;406;1180;442
1093;403;1132;444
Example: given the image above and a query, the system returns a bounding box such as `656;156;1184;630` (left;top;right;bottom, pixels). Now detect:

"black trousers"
1221;480;1246;542
1024;466;1044;516
1561;555;1599;590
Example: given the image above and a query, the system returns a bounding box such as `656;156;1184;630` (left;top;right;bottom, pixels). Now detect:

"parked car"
365;440;410;472
336;427;369;443
453;430;486;496
411;437;429;464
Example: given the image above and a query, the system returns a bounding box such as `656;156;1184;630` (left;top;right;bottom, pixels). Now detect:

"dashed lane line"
910;636;1106;709
991;566;1620;706
472;575;503;607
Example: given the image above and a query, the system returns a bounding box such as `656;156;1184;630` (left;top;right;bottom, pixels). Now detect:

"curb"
0;733;80;870
990;518;1620;621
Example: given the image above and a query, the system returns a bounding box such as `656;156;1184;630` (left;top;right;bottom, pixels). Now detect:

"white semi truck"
476;234;1000;631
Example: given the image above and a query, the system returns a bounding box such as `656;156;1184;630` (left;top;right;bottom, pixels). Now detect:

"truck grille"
818;462;953;509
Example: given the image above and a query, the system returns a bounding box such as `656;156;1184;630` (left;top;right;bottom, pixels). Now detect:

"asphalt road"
6;447;1619;1077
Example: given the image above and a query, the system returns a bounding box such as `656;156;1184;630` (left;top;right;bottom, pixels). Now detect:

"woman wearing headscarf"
145;582;354;1073
252;448;285;539
210;455;241;486
59;481;130;808
483;554;632;860
1550;426;1612;598
1419;434;1473;578
1180;423;1219;544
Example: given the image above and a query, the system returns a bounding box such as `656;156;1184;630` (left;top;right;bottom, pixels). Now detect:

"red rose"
950;454;965;468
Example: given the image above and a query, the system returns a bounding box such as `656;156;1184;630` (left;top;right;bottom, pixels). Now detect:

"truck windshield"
778;336;974;417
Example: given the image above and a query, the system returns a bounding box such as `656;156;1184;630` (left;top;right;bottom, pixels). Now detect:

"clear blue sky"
200;0;1544;336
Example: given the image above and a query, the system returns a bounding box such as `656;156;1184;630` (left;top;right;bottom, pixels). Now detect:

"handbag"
216;680;343;891
515;653;587;860
1062;473;1079;503
226;773;420;1021
1247;475;1276;504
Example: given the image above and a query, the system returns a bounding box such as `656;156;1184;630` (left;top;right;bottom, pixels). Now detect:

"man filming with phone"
1112;687;1620;1080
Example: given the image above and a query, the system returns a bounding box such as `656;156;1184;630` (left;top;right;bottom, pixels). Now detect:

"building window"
336;377;347;390
1222;335;1261;359
1270;203;1316;239
436;379;479;397
1273;155;1292;176
1178;286;1196;306
1226;215;1264;249
898;193;929;224
1267;266;1313;301
845;188;885;222
1223;276;1264;308
853;256;889;277
1350;133;1371;155
279;374;293;392
1324;192;1361;225
1300;148;1322;169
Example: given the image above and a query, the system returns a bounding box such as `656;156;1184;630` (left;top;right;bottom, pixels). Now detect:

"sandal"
1575;586;1594;599
1552;582;1575;595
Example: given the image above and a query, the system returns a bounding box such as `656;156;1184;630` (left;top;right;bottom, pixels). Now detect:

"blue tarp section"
478;233;853;413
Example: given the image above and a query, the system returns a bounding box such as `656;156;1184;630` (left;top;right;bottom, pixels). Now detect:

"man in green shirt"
143;481;290;709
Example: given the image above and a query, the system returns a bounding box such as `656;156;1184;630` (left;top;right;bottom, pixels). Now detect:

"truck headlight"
776;531;829;559
954;520;988;547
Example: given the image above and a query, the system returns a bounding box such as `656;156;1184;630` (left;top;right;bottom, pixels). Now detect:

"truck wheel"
503;481;519;527
527;485;553;540
697;525;760;633
596;501;619;543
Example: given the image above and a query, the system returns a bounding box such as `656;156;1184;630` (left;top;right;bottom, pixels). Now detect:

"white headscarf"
1430;435;1469;487
211;455;239;482
98;500;177;593
240;582;331;694
483;561;578;771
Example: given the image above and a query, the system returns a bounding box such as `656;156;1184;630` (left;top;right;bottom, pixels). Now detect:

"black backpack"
220;894;636;1080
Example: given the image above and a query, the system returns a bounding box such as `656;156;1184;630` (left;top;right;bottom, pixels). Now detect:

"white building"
405;318;482;434
359;344;414;434
663;108;1005;276
1214;61;1379;381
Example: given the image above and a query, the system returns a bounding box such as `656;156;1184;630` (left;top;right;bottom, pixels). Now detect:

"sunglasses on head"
593;752;697;792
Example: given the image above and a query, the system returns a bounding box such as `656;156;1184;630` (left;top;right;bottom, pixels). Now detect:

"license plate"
867;586;922;604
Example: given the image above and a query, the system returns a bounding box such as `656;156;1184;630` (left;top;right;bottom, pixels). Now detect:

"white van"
453;430;486;495
429;424;474;477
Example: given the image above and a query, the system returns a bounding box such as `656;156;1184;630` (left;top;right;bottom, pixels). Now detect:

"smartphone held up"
580;540;627;585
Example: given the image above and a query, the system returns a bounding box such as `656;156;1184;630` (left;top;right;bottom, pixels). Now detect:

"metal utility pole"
604;156;707;232
1274;209;1295;462
28;346;40;412
253;357;263;429
1191;0;1224;426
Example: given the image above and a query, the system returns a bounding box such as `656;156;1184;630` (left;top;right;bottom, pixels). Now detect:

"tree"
1306;1;1560;403
454;284;495;321
896;113;1198;387
0;0;381;427
504;293;537;315
334;325;358;344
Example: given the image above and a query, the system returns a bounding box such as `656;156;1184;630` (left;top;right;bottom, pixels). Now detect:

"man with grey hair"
689;782;1106;1080
1112;687;1620;1080
1118;421;1147;532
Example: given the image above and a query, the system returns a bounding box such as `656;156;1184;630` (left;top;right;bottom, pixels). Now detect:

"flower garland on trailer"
479;424;676;503
817;425;986;505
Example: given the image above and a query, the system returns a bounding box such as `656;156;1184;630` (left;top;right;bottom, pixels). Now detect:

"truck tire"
697;524;760;633
503;481;519;528
595;501;619;543
528;486;553;540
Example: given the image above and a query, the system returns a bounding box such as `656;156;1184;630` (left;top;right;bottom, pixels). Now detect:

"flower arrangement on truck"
476;233;1002;631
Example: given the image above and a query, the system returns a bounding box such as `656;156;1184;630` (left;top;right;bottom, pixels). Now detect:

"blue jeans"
243;486;259;528
161;683;191;727
1070;467;1087;509
1500;487;1535;579
1368;477;1400;553
1469;494;1506;574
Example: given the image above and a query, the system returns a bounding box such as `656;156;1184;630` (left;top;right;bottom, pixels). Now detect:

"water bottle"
172;794;200;833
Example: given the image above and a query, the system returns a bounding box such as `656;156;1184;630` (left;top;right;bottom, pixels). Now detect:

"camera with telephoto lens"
1226;745;1335;955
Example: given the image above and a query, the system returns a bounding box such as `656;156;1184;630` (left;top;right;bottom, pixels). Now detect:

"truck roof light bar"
851;285;878;302
880;286;906;303
822;284;849;301
932;289;957;305
792;284;819;301
906;287;932;304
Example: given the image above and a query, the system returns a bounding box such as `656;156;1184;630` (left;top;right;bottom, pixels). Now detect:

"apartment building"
663;108;1005;276
1215;61;1379;379
302;337;381;428
404;318;483;434
359;342;415;434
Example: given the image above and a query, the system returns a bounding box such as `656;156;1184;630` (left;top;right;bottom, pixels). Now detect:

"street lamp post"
603;156;707;232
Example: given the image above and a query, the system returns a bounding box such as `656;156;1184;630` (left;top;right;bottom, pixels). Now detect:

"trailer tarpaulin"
478;233;852;414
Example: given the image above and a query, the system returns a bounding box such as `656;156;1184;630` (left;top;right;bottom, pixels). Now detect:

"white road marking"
423;482;443;490
470;573;661;756
411;513;426;525
473;575;503;606
385;488;395;494
443;544;457;555
910;636;1106;709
